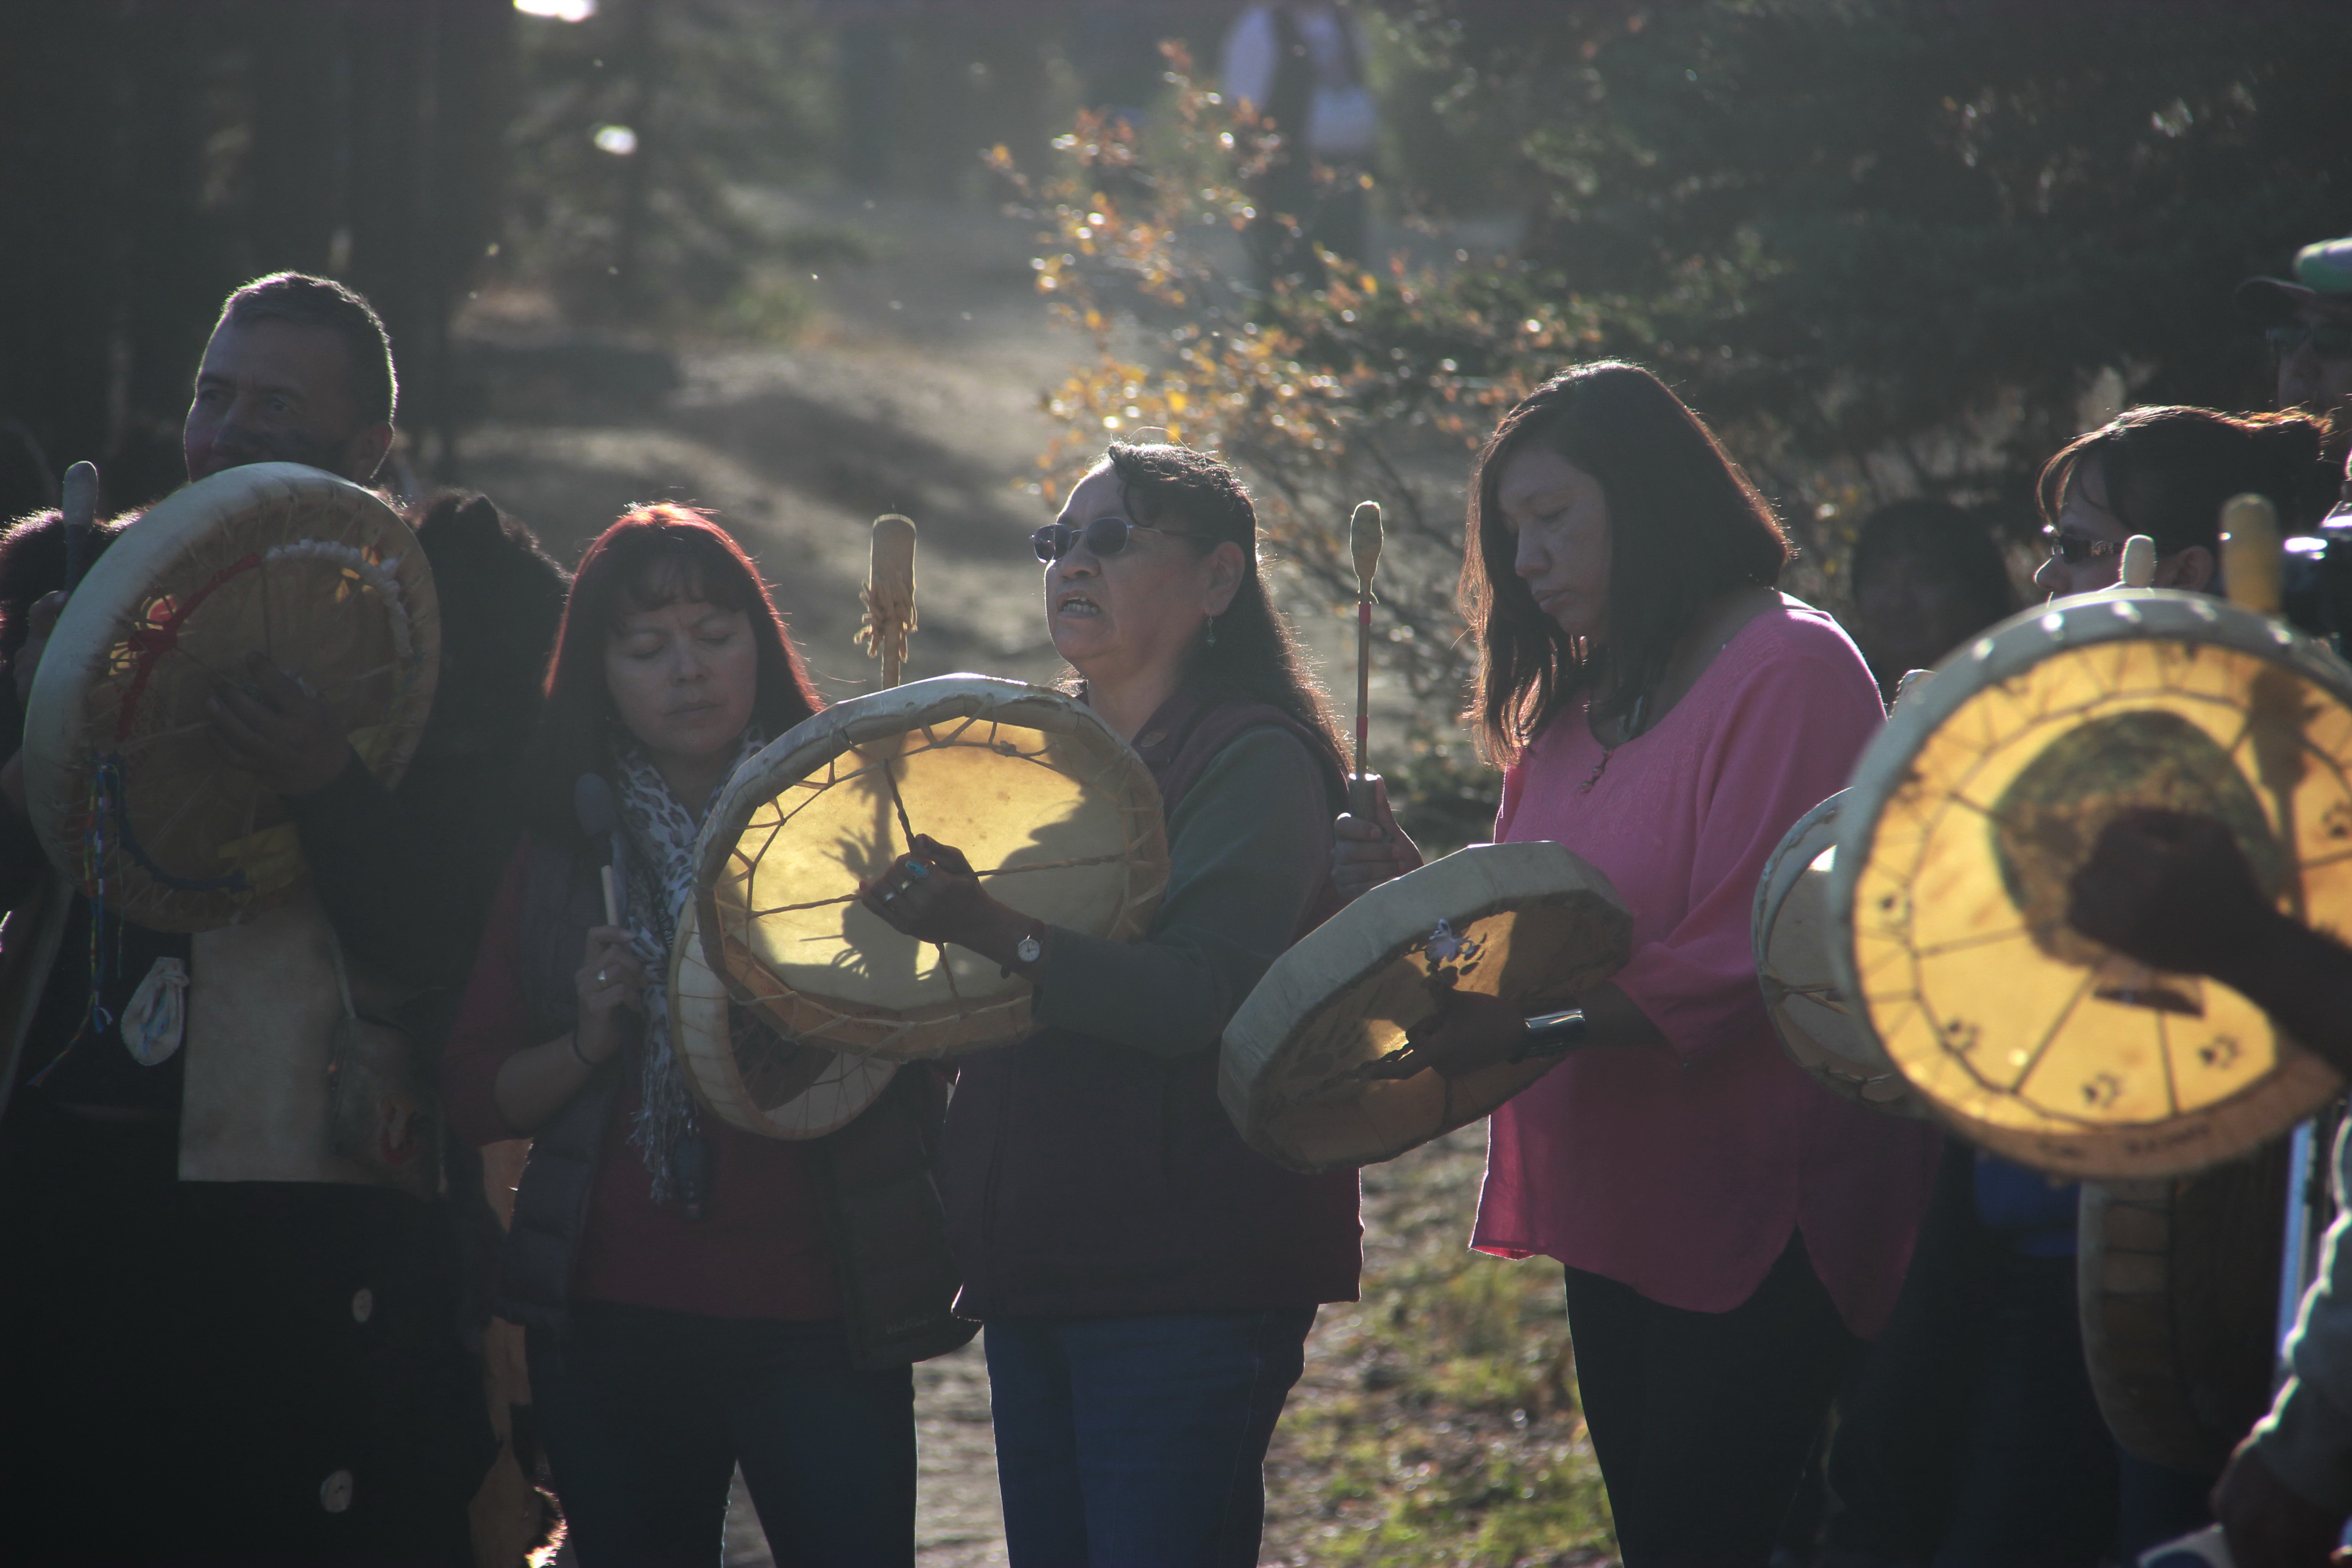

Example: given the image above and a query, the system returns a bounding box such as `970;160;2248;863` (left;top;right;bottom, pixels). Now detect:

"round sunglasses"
1031;516;1195;563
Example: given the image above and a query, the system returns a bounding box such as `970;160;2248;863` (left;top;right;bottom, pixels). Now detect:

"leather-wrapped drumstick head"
1350;501;1382;588
2221;494;2282;615
859;513;918;668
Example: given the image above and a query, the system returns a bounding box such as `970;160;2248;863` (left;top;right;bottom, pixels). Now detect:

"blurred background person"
2238;234;2352;427
1843;497;2020;704
1220;0;1376;289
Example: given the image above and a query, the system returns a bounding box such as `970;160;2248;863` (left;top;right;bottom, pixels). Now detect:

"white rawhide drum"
23;463;438;931
1221;841;1632;1174
696;675;1168;1060
1754;791;1926;1116
671;899;897;1139
1828;588;2350;1179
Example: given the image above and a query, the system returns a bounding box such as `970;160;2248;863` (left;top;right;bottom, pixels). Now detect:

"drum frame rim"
1827;587;2351;1176
1220;838;1632;1173
668;898;896;1140
22;462;437;932
1753;787;1929;1117
691;673;1170;1060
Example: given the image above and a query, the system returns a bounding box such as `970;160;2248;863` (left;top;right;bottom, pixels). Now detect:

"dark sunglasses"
2043;525;2125;565
1031;516;1194;563
2267;322;2352;361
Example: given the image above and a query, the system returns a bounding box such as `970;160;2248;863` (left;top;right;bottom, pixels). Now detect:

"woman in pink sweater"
1335;363;1939;1566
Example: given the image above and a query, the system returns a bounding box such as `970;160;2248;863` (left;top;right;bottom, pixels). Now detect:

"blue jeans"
527;1302;915;1568
983;1307;1318;1568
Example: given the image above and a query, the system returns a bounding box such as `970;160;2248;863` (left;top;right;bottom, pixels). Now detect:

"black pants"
0;1090;484;1566
1825;1142;2186;1566
1564;1233;1858;1568
527;1300;917;1568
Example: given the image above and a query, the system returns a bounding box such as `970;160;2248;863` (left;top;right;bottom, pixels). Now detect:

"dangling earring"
1204;616;1219;647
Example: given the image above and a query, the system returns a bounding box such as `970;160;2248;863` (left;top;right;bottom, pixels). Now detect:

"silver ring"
881;889;898;903
597;968;610;984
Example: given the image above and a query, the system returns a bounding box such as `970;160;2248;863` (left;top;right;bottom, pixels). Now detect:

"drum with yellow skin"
1828;587;2349;1179
694;675;1168;1060
22;462;437;931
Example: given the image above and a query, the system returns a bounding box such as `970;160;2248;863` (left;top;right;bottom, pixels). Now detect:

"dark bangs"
527;503;821;840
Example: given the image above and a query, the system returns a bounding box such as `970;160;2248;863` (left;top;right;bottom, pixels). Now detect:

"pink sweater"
1473;598;1939;1338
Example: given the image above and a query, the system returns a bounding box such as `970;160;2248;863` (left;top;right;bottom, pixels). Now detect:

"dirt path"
454;192;1082;706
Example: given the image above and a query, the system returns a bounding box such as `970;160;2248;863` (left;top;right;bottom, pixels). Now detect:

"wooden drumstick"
2119;534;2157;589
61;461;97;592
2222;494;2283;614
1348;501;1382;816
861;514;918;690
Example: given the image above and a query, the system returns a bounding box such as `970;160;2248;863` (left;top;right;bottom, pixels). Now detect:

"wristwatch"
1512;1005;1588;1063
1014;921;1046;965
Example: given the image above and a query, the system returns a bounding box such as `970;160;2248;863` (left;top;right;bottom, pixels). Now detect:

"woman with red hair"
441;505;968;1566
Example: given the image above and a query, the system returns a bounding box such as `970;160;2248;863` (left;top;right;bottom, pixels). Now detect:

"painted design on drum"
24;464;437;932
85;544;416;900
1835;593;2349;1176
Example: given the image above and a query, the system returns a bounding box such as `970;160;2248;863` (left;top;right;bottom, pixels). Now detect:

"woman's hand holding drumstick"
1332;779;1423;903
857;834;1048;979
493;871;642;1133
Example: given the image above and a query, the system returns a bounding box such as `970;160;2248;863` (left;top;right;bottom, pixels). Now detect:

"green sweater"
1033;726;1334;1058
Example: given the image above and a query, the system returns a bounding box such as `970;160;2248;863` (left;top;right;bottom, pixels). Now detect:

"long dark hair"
528;503;820;841
2036;406;2332;554
1461;362;1792;763
1097;441;1347;763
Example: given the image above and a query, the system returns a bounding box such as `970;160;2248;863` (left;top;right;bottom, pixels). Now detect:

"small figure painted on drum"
439;506;970;1568
1330;362;1941;1565
867;441;1360;1568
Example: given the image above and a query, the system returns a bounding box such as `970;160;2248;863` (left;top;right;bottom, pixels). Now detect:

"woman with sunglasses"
1329;363;1941;1566
2034;405;2331;599
858;443;1359;1568
439;506;969;1567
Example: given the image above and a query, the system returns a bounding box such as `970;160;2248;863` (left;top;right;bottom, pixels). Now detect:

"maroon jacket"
940;692;1362;1319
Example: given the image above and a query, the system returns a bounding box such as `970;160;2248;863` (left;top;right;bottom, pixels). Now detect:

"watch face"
1016;935;1042;963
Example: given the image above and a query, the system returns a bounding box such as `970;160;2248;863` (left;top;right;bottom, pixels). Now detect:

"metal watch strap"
1513;1006;1588;1063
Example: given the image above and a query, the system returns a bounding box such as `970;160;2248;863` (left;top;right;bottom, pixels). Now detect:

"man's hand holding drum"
208;651;355;797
